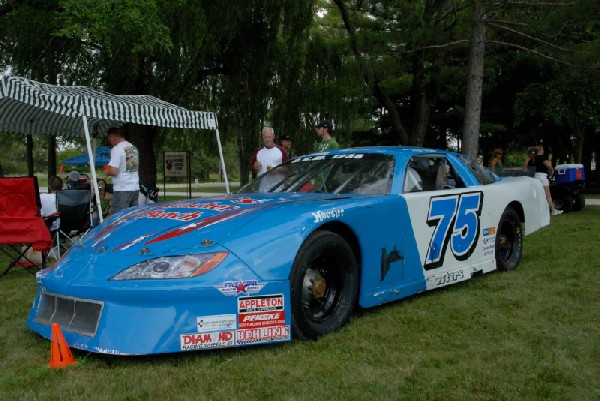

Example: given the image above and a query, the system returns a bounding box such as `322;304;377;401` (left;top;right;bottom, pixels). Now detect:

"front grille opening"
35;292;103;336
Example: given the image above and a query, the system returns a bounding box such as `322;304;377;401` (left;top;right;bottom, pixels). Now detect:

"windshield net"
238;153;396;195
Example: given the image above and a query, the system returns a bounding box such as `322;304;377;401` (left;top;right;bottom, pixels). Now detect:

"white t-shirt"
109;141;140;191
40;193;58;231
255;146;286;176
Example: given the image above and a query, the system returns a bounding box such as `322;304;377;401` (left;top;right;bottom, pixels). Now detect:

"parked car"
27;147;550;355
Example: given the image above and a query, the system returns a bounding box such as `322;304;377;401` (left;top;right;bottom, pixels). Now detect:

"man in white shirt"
106;127;139;214
250;127;289;176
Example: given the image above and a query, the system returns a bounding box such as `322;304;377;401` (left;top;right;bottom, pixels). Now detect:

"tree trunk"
125;124;158;189
410;52;432;146
462;3;487;159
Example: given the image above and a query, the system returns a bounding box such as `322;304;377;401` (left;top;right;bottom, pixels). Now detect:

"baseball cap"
280;135;292;141
315;119;333;130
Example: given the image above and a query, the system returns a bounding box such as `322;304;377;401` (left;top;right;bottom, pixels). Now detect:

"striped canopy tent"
0;76;229;221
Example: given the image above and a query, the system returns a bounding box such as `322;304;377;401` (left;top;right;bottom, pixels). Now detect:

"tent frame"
1;76;230;223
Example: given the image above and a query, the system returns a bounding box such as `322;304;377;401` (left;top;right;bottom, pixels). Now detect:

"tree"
2;0;316;185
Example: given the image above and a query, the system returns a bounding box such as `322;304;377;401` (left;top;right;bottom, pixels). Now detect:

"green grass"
1;208;599;400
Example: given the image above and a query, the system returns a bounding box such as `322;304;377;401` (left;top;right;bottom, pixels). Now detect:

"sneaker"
552;209;563;216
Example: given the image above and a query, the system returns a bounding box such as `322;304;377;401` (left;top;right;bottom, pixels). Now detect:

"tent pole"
215;128;230;193
80;108;103;224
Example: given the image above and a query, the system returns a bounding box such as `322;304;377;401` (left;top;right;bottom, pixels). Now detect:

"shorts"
534;172;549;187
111;190;139;214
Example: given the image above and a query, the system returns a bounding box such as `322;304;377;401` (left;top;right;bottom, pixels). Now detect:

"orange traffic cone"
48;323;78;368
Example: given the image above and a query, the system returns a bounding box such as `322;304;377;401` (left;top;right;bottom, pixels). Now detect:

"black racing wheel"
496;207;523;272
289;231;359;340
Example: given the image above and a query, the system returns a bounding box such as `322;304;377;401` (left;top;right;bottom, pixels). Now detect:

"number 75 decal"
424;192;483;270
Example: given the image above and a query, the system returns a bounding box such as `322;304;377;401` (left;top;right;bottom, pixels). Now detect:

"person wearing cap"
315;119;339;152
280;135;293;158
250;127;289;177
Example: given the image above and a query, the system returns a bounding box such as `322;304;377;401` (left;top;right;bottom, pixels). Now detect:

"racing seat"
56;189;92;249
0;176;52;277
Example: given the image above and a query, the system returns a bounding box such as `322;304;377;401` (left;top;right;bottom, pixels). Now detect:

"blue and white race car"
27;147;550;355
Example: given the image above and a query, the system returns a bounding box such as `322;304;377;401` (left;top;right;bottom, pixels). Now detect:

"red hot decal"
198;202;239;212
231;197;265;205
140;209;203;222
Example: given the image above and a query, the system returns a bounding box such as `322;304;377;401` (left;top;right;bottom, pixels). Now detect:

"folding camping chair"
0;176;52;277
56;189;92;250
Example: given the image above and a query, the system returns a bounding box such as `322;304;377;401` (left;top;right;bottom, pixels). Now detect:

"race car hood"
49;192;363;281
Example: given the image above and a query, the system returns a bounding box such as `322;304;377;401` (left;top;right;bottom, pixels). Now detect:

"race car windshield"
238;153;396;195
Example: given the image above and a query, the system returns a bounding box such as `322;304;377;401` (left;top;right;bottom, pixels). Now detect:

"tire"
553;191;572;213
495;207;523;272
289;231;359;340
572;193;585;212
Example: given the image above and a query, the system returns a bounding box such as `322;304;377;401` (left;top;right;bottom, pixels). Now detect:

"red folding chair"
0;176;52;277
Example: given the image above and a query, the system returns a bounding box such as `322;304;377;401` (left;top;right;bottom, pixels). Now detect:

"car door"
402;154;492;290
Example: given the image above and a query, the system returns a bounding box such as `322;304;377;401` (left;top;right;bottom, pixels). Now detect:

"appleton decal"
238;294;284;313
235;326;290;345
312;208;344;223
180;331;235;350
215;280;267;296
380;246;404;281
197;314;237;333
424;192;483;270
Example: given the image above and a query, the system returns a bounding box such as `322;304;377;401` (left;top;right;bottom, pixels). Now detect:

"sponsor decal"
238;294;284;313
197;314;237;332
312;208;344;223
433;269;466;287
112;234;154;251
145;208;250;245
216;280;267;296
180;331;235;350
292;155;327;162
197;202;239;212
332;153;364;159
238;311;286;329
231;197;269;205
482;236;496;244
236;325;290;345
139;209;204;222
483;227;496;236
483;243;495;256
